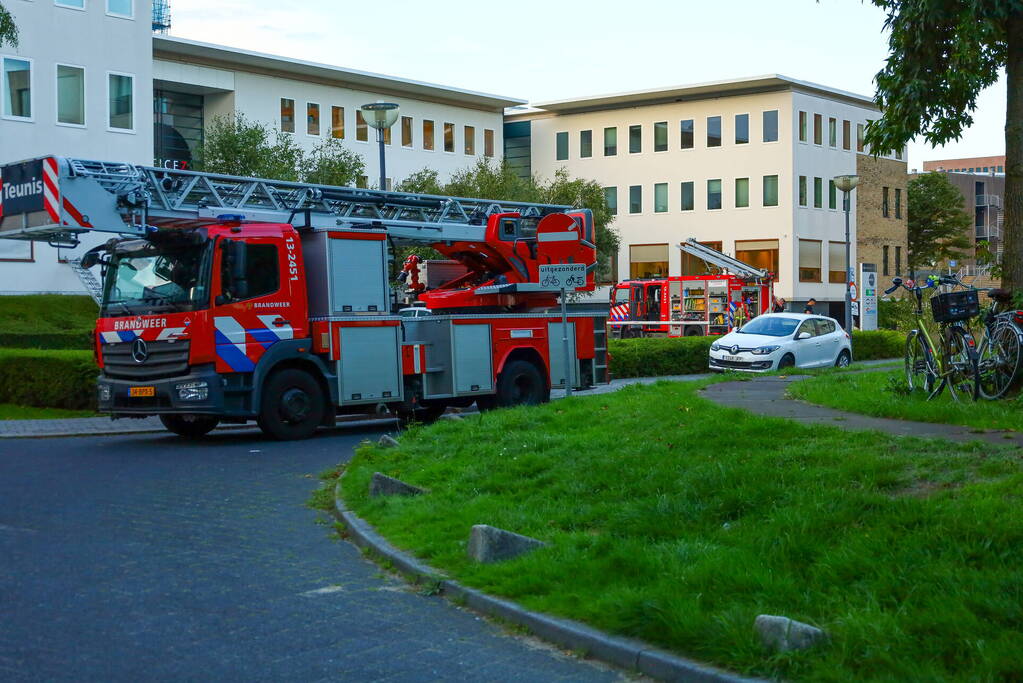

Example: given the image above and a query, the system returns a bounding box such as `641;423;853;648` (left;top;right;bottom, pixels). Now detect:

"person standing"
772;296;787;313
803;298;817;314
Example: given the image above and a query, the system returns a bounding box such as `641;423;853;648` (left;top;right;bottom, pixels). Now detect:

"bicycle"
975;287;1023;399
885;275;980;402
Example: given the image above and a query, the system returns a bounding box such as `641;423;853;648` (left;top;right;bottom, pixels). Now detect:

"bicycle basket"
930;289;980;323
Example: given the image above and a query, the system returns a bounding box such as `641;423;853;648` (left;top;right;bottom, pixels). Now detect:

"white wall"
0;0;153;294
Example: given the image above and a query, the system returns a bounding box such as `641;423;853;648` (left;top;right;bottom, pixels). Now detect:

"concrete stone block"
754;614;828;652
467;524;546;564
378;434;399;448
369;472;424;498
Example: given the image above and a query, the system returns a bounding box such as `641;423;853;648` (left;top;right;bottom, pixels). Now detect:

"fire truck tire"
257;368;326;440
495;360;549;407
684;326;704;337
160;414;220;439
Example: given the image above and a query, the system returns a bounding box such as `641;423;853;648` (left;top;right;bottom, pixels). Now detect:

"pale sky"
168;0;1006;170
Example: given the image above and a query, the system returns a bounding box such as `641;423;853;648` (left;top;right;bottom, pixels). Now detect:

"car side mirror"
797;331;812;340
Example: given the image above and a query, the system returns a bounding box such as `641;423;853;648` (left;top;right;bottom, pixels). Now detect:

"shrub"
0;331;93;350
851;329;904;360
878;298;917;332
0;349;96;410
0;295;96;349
608;336;716;378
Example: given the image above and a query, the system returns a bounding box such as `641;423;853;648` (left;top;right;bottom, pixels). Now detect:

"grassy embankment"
341;378;1023;681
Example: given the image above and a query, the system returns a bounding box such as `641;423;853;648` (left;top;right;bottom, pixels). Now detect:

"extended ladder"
677;237;769;280
67;257;103;304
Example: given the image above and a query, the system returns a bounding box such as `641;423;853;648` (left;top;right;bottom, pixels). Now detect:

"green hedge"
0;295;96;350
0;331;93;350
608;329;903;379
0;349;96;410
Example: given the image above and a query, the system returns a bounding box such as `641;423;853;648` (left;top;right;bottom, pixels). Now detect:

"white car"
709;313;852;372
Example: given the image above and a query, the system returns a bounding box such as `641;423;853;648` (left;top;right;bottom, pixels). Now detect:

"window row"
604;176;781;215
1;57;134;131
796;110;904;160
797;239;849;283
880;186;903;219
54;0;134;18
279;99;494;156
948;165;1004;174
881;244;904;277
555;111;780;160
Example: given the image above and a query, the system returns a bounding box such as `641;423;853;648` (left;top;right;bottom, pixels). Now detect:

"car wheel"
835;349;851;368
778;354;796;369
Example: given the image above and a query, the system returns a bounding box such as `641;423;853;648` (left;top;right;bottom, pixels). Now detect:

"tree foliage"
906;172;973;270
199;114;364;186
863;1;1022;292
0;2;18;48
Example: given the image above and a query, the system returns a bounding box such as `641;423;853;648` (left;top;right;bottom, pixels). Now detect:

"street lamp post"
359;102;400;190
833;174;860;337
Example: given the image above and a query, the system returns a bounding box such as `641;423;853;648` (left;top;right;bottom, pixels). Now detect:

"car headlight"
710;343;721;352
751;345;781;355
176;381;209;401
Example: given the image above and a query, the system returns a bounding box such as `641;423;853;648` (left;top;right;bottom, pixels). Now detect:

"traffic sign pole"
561;287;572;397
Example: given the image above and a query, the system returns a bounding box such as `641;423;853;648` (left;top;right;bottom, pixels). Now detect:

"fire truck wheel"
160;414;220;439
257;369;326;440
495;360;549;407
684;326;704;337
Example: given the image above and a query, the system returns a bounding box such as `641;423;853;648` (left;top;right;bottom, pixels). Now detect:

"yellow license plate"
129;386;155;397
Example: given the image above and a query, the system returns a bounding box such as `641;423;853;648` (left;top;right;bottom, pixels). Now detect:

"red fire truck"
609;239;774;338
0;156;608;439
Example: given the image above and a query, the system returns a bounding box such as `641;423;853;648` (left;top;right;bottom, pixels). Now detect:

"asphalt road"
0;425;619;682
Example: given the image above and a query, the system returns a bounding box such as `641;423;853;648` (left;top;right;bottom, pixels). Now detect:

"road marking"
300;585;344;597
0;523;37;534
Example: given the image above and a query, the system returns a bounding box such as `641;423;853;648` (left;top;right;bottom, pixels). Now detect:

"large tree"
0;2;18;48
864;1;1022;293
906;172;973;270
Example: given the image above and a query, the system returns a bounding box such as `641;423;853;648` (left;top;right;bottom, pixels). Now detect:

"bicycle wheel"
943;326;979;402
978;320;1023;399
905;330;935;394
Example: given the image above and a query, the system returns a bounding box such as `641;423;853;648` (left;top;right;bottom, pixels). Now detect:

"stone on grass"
369;472;424;498
467;524;546;564
378;434;399;448
438;413;464;422
754;614;828;652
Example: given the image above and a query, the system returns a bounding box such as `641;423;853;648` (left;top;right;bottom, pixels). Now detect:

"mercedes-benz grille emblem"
731;345;739;354
131;338;149;364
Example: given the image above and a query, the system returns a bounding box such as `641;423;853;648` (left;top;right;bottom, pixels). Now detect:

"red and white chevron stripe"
42;157;60;224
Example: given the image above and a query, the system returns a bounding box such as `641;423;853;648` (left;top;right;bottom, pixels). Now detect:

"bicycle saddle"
988;288;1013;302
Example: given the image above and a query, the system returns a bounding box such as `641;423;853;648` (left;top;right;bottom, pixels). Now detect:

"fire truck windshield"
102;240;212;316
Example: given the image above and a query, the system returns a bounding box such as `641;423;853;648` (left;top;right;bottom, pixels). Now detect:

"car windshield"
102;240;212;316
736;315;801;337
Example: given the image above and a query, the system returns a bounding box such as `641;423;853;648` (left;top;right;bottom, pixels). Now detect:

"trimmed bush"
851;329;904;360
0;349;96;410
0;295;96;350
0;331;93;350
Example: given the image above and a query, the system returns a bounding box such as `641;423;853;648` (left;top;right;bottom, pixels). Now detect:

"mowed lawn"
342;379;1023;681
789;369;1023;432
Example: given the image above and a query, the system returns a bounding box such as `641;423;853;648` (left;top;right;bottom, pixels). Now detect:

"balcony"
975;194;1002;208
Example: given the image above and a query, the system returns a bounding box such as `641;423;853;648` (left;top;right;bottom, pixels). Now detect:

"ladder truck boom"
0;155;608;440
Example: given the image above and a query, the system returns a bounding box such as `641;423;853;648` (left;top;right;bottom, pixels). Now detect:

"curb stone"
332;480;761;682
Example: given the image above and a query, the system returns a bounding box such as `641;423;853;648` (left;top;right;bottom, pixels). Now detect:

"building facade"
856;155;909;283
922;155;1005;175
508;76;907;317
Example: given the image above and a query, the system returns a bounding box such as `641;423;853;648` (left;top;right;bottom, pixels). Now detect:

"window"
3;57;32;120
681;241;723;275
556;131;568;160
763;110;778;142
895;246;902;276
629;185;642;213
799;239;822;282
0;239;32;262
331;106;345;139
654;121;667;152
629;124;641;153
735;114;749;144
829;242;847;283
604;187;617;215
736;240;779;280
422;120;434;150
398;116;412;147
813;177;823;208
56;64;84;126
56;0;84;8
828;117;837;147
829;179;837;210
629;244;668;279
107;72;133;131
604;127;617;156
484;129;494;157
680;119;694;149
280;98;294;133
306;103;320;135
798;111;807;141
813;114;822;144
707;179;722;210
856;123;865;152
443;122;454;152
998;165;1004;173
798;175;807;206
895;188;902;219
842;120;851;150
220;243;279;302
707;116;721;147
882;245;890;276
356;110;368;141
580;130;592;158
882;186;890;217
654;183;668;213
735;178;749;208
107;0;132;17
464;125;475;155
763;175;779;207
680;182;694;211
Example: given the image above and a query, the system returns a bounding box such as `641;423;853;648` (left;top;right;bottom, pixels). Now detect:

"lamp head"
833;174;860;193
359;101;400;130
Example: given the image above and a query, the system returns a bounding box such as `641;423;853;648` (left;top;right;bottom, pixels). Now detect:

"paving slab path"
702;375;1023;448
